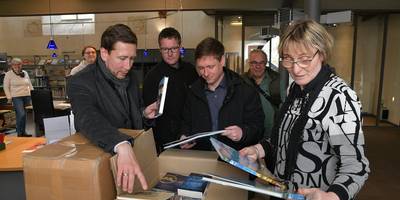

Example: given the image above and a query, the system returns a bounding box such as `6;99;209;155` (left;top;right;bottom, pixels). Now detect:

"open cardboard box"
24;129;248;200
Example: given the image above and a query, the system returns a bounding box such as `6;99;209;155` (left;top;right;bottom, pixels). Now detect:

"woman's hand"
297;188;339;200
239;144;265;162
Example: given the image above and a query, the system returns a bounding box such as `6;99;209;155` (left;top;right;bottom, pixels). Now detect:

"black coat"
181;68;265;150
67;59;143;153
143;60;198;152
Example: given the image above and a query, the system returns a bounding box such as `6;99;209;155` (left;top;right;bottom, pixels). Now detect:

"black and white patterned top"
273;73;370;200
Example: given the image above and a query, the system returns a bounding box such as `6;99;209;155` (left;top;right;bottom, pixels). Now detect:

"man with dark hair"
143;27;198;153
242;49;283;139
179;37;264;151
67;24;158;193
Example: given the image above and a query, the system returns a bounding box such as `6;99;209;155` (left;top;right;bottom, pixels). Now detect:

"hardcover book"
153;172;187;193
177;173;209;199
163;130;225;150
155;76;169;118
202;173;305;200
209;137;287;190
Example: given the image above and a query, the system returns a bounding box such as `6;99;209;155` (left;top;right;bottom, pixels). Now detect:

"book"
177;173;209;199
153;172;187;193
115;190;175;200
163;130;225;150
209;137;287;190
202;173;305;200
155;76;169;118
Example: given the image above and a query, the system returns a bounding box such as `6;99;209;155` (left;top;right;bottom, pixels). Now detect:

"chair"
31;89;69;136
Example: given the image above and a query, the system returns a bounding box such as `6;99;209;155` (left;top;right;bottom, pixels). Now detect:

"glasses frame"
160;46;180;54
249;60;267;66
280;50;319;69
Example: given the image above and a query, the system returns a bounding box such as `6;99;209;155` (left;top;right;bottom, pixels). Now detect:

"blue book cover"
154;172;187;193
210;137;287;190
178;173;209;199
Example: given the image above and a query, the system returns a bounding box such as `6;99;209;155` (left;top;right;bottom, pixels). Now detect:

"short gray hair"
11;57;22;64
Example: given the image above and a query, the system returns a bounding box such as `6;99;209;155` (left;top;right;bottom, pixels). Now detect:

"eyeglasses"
249;61;266;66
279;50;319;69
160;46;180;54
84;51;96;55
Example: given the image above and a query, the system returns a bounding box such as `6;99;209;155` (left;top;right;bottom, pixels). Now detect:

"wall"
383;14;400;125
327;23;353;84
354;16;384;115
0;11;214;58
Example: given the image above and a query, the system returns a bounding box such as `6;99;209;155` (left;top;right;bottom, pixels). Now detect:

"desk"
0;136;46;200
25;100;71;111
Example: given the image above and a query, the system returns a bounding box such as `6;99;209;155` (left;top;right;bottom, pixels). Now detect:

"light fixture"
143;20;149;57
51;52;58;58
230;16;243;26
46;0;58;50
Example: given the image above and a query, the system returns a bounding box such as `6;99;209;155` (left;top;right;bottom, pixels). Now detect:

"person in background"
242;49;283;139
67;24;158;193
3;58;33;137
142;27;198;153
179;37;264;151
69;46;97;76
240;19;370;200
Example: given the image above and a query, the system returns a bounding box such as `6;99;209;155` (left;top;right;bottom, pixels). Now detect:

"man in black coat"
143;27;198;153
179;37;264;151
67;24;157;193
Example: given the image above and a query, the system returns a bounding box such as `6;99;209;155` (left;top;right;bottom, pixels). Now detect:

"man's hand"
297;188;340;200
222;125;243;142
143;101;158;119
179;135;196;149
116;142;148;193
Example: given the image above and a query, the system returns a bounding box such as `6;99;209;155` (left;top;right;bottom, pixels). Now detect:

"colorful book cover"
153;172;187;193
202;173;304;200
209;137;287;190
177;173;209;199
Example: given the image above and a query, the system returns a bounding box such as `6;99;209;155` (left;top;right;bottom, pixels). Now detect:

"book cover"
209;137;287;190
153;172;187;193
202;173;304;200
116;190;175;200
177;173;209;199
163;130;225;150
155;76;169;118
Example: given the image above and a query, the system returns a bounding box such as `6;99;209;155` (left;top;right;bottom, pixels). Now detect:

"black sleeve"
238;86;265;146
67;76;132;153
142;71;159;107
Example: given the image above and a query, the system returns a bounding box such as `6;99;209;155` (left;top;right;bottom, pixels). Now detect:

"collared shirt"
204;76;227;131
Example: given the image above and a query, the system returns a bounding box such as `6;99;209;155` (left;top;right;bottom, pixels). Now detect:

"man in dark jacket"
67;24;157;193
179;37;264;151
143;27;198;153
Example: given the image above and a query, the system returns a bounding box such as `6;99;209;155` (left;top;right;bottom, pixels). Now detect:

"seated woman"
240;19;370;200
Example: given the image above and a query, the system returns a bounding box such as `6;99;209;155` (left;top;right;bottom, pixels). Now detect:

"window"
42;14;95;35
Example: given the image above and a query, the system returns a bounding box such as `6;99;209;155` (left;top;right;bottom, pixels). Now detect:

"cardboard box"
24;129;248;200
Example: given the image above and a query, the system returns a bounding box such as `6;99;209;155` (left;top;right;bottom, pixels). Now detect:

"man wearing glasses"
143;27;198;153
242;49;283;139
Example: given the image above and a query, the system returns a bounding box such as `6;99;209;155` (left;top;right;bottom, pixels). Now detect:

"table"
0;136;46;200
25;100;71;111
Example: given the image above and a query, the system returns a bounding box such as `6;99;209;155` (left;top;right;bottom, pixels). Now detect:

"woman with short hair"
240;19;370;200
3;57;34;137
